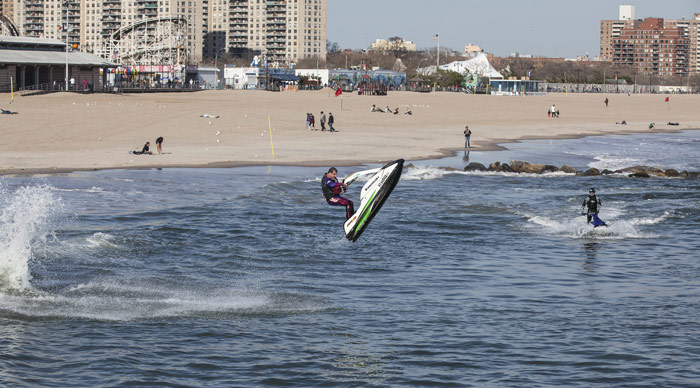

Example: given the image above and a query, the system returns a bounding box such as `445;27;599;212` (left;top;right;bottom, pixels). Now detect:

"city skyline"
327;0;697;58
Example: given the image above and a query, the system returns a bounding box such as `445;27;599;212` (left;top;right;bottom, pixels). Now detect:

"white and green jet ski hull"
342;159;404;242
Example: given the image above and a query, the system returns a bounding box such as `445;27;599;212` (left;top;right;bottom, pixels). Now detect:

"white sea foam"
0;279;323;321
402;166;575;181
0;185;62;290
523;211;654;240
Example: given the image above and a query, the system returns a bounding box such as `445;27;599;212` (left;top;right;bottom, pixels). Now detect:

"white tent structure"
417;53;503;78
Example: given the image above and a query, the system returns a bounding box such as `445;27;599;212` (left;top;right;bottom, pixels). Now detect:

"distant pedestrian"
320;111;327;131
328;113;335;132
305;113;310;130
155;136;164;154
604;97;609;107
83;79;88;91
309;113;315;130
550;104;557;118
464;125;472;148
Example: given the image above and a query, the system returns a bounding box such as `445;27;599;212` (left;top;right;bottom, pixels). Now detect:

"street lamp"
603;65;613;93
214;47;226;89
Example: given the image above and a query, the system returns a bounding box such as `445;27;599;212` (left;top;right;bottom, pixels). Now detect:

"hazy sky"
327;0;698;57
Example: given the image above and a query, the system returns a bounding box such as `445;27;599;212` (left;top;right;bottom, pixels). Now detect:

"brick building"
600;6;699;75
613;18;690;76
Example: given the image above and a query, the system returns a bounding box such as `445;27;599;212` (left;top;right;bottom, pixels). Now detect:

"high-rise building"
601;6;700;74
4;0;325;65
613;18;689;77
204;0;326;64
619;4;635;21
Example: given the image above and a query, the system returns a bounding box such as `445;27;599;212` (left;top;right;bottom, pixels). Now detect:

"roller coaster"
0;14;20;37
99;16;187;66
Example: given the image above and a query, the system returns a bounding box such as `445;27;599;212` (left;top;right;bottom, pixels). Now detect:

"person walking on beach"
306;113;310;130
320;111;327;131
581;187;601;224
550;104;557;118
155;136;164;154
309;113;315;130
604;97;609;107
328;113;335;132
321;167;354;220
464;126;472;148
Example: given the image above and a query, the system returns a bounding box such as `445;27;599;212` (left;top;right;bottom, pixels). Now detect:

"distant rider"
581;187;601;224
322;167;354;220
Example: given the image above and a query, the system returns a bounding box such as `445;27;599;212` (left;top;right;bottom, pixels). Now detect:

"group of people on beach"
371;104;412;115
132;136;164;155
548;104;560;118
306;111;336;132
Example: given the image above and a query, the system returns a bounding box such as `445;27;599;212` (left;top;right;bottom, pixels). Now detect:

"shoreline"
2;127;695;177
2;91;699;176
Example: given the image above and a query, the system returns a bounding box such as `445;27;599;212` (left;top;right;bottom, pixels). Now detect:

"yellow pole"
10;76;14;103
268;116;275;159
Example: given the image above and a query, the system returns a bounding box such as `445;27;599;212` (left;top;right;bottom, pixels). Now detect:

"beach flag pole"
268;116;275;159
10;76;14;103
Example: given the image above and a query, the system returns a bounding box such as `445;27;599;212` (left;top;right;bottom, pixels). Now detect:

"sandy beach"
1;89;699;174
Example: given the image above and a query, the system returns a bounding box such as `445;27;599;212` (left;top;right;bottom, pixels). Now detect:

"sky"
327;0;698;58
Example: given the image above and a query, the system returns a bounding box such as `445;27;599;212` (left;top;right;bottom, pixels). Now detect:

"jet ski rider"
322;167;354;220
582;187;601;224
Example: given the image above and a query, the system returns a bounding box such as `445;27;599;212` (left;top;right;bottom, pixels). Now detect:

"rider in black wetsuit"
582;187;601;224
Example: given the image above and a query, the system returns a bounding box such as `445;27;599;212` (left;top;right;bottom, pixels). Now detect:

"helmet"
589;187;596;193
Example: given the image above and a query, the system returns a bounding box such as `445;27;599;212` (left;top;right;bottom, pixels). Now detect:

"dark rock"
686;172;700;179
464;162;487;171
488;161;503;172
618;165;665;176
502;163;514;173
560;165;577;174
601;169;614;175
541;165;559;173
405;163;416;169
583;168;601;176
510;160;544;174
664;169;680;177
628;171;650;178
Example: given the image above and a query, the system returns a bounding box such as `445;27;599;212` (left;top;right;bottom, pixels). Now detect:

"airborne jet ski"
342;159;404;242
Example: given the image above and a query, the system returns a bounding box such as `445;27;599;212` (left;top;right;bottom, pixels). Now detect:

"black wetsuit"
583;194;601;223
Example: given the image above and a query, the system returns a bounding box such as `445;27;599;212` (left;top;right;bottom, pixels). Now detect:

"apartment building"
4;0;325;65
204;0;326;64
600;5;700;74
613;18;689;77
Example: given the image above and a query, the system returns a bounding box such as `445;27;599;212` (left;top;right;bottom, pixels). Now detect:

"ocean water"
1;131;699;387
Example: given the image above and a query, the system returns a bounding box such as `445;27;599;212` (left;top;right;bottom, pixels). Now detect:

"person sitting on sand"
371;104;377;112
649;122;655;130
405;108;412;115
132;141;153;155
393;108;399;115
